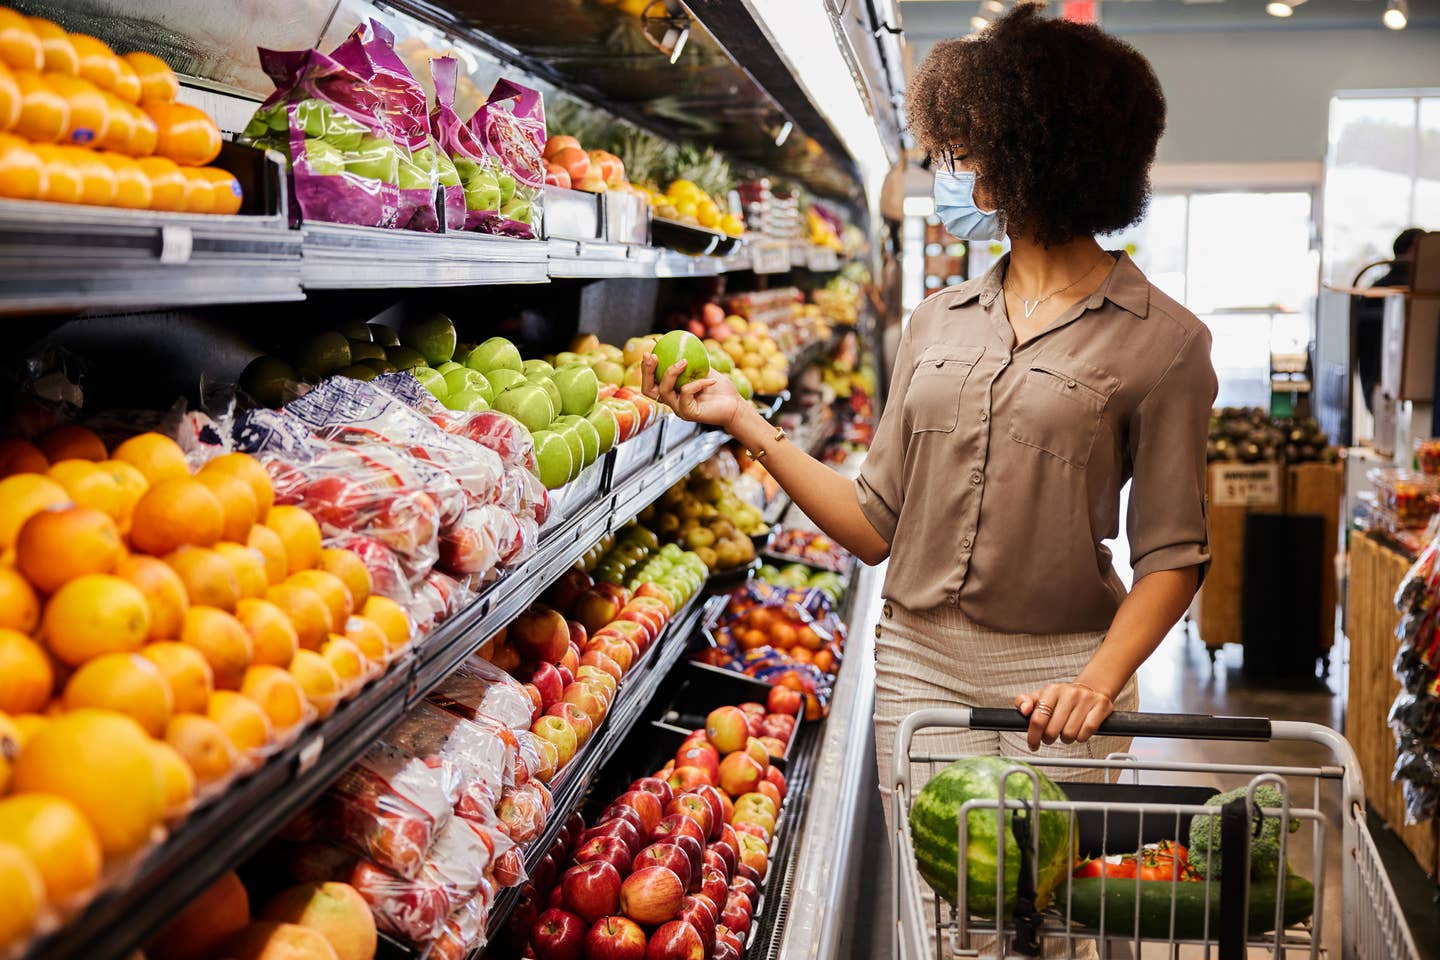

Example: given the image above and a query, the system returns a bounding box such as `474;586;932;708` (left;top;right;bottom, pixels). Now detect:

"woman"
644;9;1214;794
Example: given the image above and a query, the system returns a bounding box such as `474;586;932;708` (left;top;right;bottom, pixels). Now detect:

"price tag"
159;225;193;264
296;735;324;776
1210;464;1282;507
752;242;790;274
806;246;839;271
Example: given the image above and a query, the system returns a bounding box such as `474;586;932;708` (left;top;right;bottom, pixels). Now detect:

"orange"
0;794;102;906
202;453;275;521
115;554;189;641
68;34;120;92
196;166;242;215
130;477;225;556
320;548;370;607
12;69;66;141
286;570;352;633
164;546;239;611
179;606;251;690
111;56;140;103
0;474;71;550
0;713;17;791
240;664;307;733
222;923;339;960
0;629;52;713
195;471;257;542
48;458;126;523
360;595;412;653
113;432;189;484
214;542;267;600
97;93;135;152
266;506;322;574
62;651;174;736
12;708;165;856
0;10;42;72
36;424;105;463
39;573;150;666
32;142;79;202
148;870;250;960
0;62;19;132
16;505;123;592
180;166;215;214
136;154;184;209
141;641;213;714
0;567;40;634
26;18;75;74
320;635;365;690
96;458;149;531
342;616;388;665
206;689;271;753
258;881;377;960
235;597;298;668
264;582;328;651
0;843;43;950
143;99;220;166
163;713;236;790
124;52;177;104
149;738;196;819
246;524;287;584
9;713;45;746
123;101;156;156
58;144;116;205
43;71;108;146
288;649;340;719
0;439;46;476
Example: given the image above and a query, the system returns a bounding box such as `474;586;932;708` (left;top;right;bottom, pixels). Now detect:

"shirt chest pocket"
904;346;985;434
1007;355;1120;467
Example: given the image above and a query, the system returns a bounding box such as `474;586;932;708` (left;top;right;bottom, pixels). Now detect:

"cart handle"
969;708;1272;741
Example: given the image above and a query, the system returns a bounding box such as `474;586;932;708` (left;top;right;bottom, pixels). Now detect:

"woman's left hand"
1014;682;1114;752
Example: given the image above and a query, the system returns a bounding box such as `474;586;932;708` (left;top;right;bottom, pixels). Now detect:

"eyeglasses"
928;145;968;174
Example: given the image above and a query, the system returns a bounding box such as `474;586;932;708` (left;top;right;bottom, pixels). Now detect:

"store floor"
842;623;1364;959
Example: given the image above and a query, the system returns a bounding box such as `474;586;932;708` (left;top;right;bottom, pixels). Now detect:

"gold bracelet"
747;427;787;462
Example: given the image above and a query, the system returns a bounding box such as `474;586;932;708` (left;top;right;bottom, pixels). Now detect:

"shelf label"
296;735;324;776
752;242;790;274
159;225;193;264
1210;464;1282;507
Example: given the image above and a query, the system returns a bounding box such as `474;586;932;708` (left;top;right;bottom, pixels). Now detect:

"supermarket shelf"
23;426;726;960
302;222;550;289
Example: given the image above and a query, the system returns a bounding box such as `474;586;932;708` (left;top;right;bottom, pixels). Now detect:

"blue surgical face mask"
933;169;1006;241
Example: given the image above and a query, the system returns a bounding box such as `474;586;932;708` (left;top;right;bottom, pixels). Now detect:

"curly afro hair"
908;6;1165;247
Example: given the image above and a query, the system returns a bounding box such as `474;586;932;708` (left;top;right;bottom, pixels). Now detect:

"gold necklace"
1007;254;1112;320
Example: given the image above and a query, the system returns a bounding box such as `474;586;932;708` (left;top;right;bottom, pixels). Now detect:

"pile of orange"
0;425;413;951
0;6;241;213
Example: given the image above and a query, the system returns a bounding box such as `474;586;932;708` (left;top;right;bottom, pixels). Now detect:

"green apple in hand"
651;330;710;387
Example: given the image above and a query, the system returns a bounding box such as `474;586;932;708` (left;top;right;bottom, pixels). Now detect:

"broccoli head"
1187;785;1301;881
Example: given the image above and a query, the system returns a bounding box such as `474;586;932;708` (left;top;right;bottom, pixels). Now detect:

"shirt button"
970;471;982;485
979;411;988;422
883;602;893;619
962;537;972;549
1067;379;1077;389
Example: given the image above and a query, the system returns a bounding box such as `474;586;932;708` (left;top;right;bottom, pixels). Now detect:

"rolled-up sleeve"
855;325;917;544
1126;324;1218;584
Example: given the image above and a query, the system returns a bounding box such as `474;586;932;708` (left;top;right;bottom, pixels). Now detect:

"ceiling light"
640;3;691;63
970;15;990;30
1384;0;1407;29
1265;1;1293;15
981;0;1005;13
772;119;793;146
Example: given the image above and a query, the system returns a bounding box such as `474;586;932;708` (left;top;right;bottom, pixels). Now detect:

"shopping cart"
891;708;1420;960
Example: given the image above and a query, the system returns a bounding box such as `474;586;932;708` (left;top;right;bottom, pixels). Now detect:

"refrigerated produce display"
0;2;900;959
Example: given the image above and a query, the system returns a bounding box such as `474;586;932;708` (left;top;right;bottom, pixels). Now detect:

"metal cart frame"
891;708;1420;960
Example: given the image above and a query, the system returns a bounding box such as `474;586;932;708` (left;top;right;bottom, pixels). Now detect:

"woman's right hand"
641;354;745;431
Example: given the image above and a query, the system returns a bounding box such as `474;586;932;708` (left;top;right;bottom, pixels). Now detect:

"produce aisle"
0;2;902;959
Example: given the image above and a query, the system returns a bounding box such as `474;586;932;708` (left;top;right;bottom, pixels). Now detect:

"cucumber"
1064;873;1314;939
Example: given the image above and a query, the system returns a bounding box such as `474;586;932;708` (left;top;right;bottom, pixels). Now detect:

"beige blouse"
855;252;1216;633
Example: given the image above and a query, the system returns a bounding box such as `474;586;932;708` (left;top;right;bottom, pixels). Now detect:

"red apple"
596;619;648;654
712;941;739;960
580;819;644;856
736;862;762;886
667;766;714;791
562;860;622;925
630;776;674;808
737;834;768;879
757;736;787;759
733;821;771;844
573;589;622;635
680;729;709;751
532;714;578;767
760;718;793;744
510;891;540;950
617;604;664;642
515;661;565;709
674;749;719;785
599;803;648;838
677;896;717;956
698;865;728;907
562;682;610;727
534;850;562;894
556;664;575;688
755;779;782;809
531;908;586;960
573;835;633;875
545;702;593;743
764;766;787;801
522;683;543;722
645;920;704;960
547;568;594;615
668;832;704;882
619;866;685;926
685;785;726;839
738;702;765;719
580;649;624;682
611;790;663;835
547;884;566;909
567;620;587;652
705;844;736;880
705;706;749;755
634;582;677;615
743;737;770;769
719;824;741;858
634;842;691;889
721;892;753;935
627;595;672;618
716;923;745;953
512;606;571;663
603;398;639;442
766;685;802;716
718;753;765;797
652;813;706;848
729;875;758;902
665;794;713;837
560;641;580;676
586;636;637;672
592;581;633;608
575;666;618;699
585;915;646;960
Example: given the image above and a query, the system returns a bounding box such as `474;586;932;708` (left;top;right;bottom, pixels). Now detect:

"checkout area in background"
1338;230;1440;882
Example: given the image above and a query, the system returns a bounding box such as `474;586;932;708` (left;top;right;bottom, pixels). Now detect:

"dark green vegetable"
1065;873;1314;938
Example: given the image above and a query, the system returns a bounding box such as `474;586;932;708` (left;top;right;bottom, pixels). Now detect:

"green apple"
707;347;734;374
338;320;371;341
443;366;484;396
553;363;599;417
592;360;625;386
348;339;385;362
335;363;378;382
412;366;447;399
651;330;710;387
530;430;573;490
554;351;585;367
494;383;555;433
385;345;428;371
435;151;461;188
467;370;495;404
346;135;400;183
294;99;336;139
465;337;523;375
500;196;530;224
295;332;351;377
361;357;396;375
436;361;462;374
485;368;526;394
455;157;500;211
496;170;516;204
396;156;431;190
728;369;754;400
302;138;344;176
557;415;600;466
402;313;456;366
242;105;282;140
527;372;563;413
553;423;585;481
444;385;490;412
523;358;555;379
239;355;298;408
368;323;400;346
586;407;618;454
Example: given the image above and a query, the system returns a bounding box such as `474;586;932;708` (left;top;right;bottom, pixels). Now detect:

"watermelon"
909;756;1074;918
